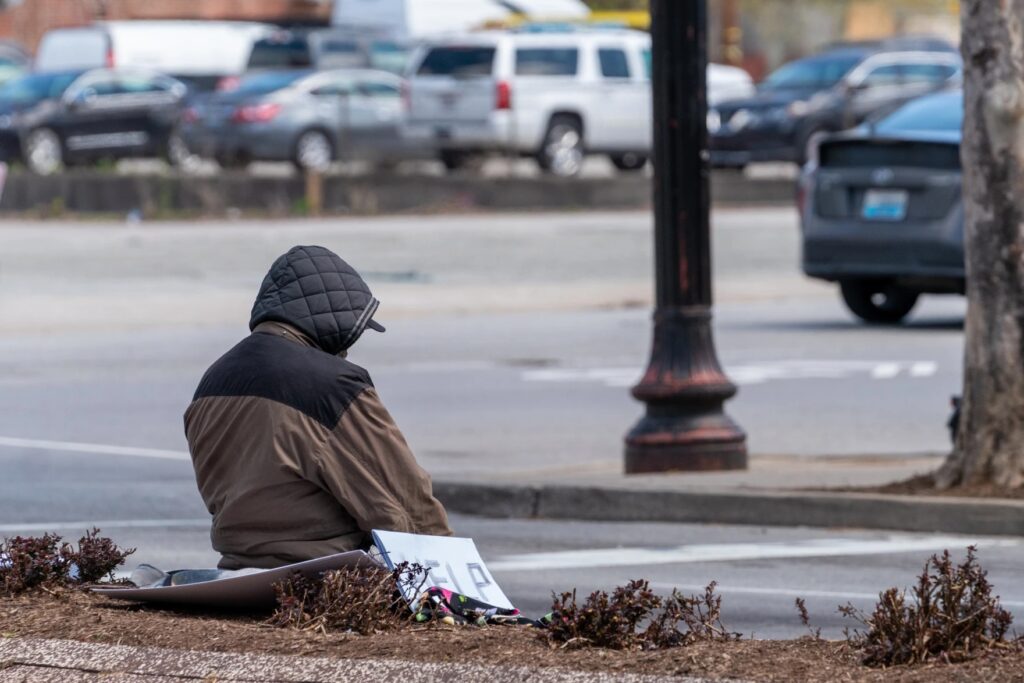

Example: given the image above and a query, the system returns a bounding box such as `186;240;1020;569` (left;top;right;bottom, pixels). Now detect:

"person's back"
185;245;451;569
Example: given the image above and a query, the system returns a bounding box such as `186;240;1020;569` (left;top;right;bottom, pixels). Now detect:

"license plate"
862;189;909;221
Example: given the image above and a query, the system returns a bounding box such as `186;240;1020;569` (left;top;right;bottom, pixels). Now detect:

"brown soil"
3;591;1024;681
837;474;1024;500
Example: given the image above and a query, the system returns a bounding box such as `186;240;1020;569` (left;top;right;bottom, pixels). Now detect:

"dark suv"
0;68;188;174
710;38;960;167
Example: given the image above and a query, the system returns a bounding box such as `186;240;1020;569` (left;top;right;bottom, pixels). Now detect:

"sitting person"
184;245;451;569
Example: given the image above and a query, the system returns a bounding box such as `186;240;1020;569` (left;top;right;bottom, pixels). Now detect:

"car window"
642;49;652;78
84;76;121;96
762;53;863;90
515;48;578;76
901;63;958;84
416;47;495;77
248;38;313;69
861;64;902;87
598;48;631;79
874;91;963;134
117;74;172;94
311;81;353;96
0;71;79;104
358;81;400;98
235;71;309;95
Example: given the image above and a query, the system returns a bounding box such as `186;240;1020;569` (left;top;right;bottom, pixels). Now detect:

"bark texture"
938;0;1024;488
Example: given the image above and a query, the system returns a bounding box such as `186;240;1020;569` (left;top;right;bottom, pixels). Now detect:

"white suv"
404;29;753;176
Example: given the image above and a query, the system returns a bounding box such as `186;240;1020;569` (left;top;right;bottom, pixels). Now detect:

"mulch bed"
837;474;1024;500
3;591;1024;681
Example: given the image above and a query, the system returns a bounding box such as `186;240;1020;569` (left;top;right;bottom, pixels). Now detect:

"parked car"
404;28;754;176
0;68;189;175
0;41;29;86
179;69;407;172
35;22;274;92
710;39;961;167
243;29;410;76
799;89;963;324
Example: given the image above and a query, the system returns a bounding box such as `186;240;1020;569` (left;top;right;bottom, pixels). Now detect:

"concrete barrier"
0;170;795;216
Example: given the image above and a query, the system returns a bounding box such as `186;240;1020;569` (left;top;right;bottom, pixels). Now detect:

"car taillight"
495;80;511;110
105;46;114;68
217;76;241;92
181;106;200;124
231;103;282;123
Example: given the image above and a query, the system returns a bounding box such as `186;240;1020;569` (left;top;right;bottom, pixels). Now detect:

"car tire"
165;131;198;171
24;128;63;176
293;129;334;173
840;280;920;325
609;153;648;172
537;115;584;178
439;150;482;173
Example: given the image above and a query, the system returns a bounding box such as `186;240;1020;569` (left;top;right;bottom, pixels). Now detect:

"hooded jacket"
184;246;451;570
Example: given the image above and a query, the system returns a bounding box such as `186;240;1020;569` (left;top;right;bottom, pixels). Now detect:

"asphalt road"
0;207;976;639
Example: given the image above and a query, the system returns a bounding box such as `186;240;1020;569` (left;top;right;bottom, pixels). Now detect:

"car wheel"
293;129;334;173
24;128;63;176
537;115;584;178
609;153;648;172
840;280;920;325
439;150;482;173
165;131;198;171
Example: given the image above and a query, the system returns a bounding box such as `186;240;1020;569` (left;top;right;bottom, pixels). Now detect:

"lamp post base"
625;412;747;473
625;306;748;474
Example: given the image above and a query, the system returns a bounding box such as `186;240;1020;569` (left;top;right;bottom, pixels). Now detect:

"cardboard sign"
372;530;513;610
92;550;376;609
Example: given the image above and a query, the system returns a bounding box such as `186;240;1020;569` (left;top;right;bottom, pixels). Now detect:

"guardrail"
0;171;796;217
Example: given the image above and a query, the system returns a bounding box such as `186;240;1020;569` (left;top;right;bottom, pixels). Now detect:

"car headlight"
730;108;754;131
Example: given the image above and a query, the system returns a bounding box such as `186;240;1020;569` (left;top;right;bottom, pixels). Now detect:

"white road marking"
0;519;209;533
488;536;1018;572
0;436;189;461
650;583;1024;610
523;360;940;388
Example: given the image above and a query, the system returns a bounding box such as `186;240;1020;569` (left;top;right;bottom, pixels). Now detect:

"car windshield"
233;71;309;95
762;53;862;90
248;39;313;69
417;46;496;77
0;71;79;104
875;91;963;134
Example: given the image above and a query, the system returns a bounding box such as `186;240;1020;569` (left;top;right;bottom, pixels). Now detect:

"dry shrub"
795;597;822;640
542;579;740;650
0;529;134;595
840;546;1017;666
269;563;426;635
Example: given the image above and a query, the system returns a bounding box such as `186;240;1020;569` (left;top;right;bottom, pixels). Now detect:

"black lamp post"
624;0;747;474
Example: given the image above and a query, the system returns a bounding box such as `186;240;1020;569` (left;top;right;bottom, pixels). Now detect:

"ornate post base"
625;307;747;473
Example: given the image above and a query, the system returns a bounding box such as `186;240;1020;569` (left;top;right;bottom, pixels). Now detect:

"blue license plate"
862;189;909;221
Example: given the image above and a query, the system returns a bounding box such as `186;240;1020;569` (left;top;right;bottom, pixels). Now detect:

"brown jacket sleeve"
313;387;452;537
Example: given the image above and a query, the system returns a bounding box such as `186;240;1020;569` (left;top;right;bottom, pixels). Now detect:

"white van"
405;29;755;176
332;0;590;39
35;21;274;91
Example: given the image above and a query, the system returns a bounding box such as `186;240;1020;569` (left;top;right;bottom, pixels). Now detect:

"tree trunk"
937;0;1024;489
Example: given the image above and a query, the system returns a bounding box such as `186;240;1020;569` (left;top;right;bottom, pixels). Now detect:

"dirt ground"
842;474;1024;500
2;592;1023;682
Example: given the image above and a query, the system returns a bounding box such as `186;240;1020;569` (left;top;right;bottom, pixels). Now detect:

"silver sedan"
180;69;411;172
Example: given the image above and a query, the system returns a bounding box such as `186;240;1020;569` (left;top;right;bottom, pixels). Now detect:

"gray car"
799;89;963;324
180;69;407;172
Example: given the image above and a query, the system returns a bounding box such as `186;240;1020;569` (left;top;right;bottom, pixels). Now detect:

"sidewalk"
0;637;709;683
433;454;1024;537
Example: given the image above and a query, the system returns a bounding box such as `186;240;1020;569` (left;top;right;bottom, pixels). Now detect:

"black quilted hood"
249;246;383;355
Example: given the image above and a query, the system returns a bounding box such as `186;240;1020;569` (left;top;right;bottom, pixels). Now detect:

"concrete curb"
0;637;711;683
433;482;1024;536
0;170;794;216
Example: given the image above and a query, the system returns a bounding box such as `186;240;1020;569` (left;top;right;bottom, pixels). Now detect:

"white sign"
372;530;513;610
